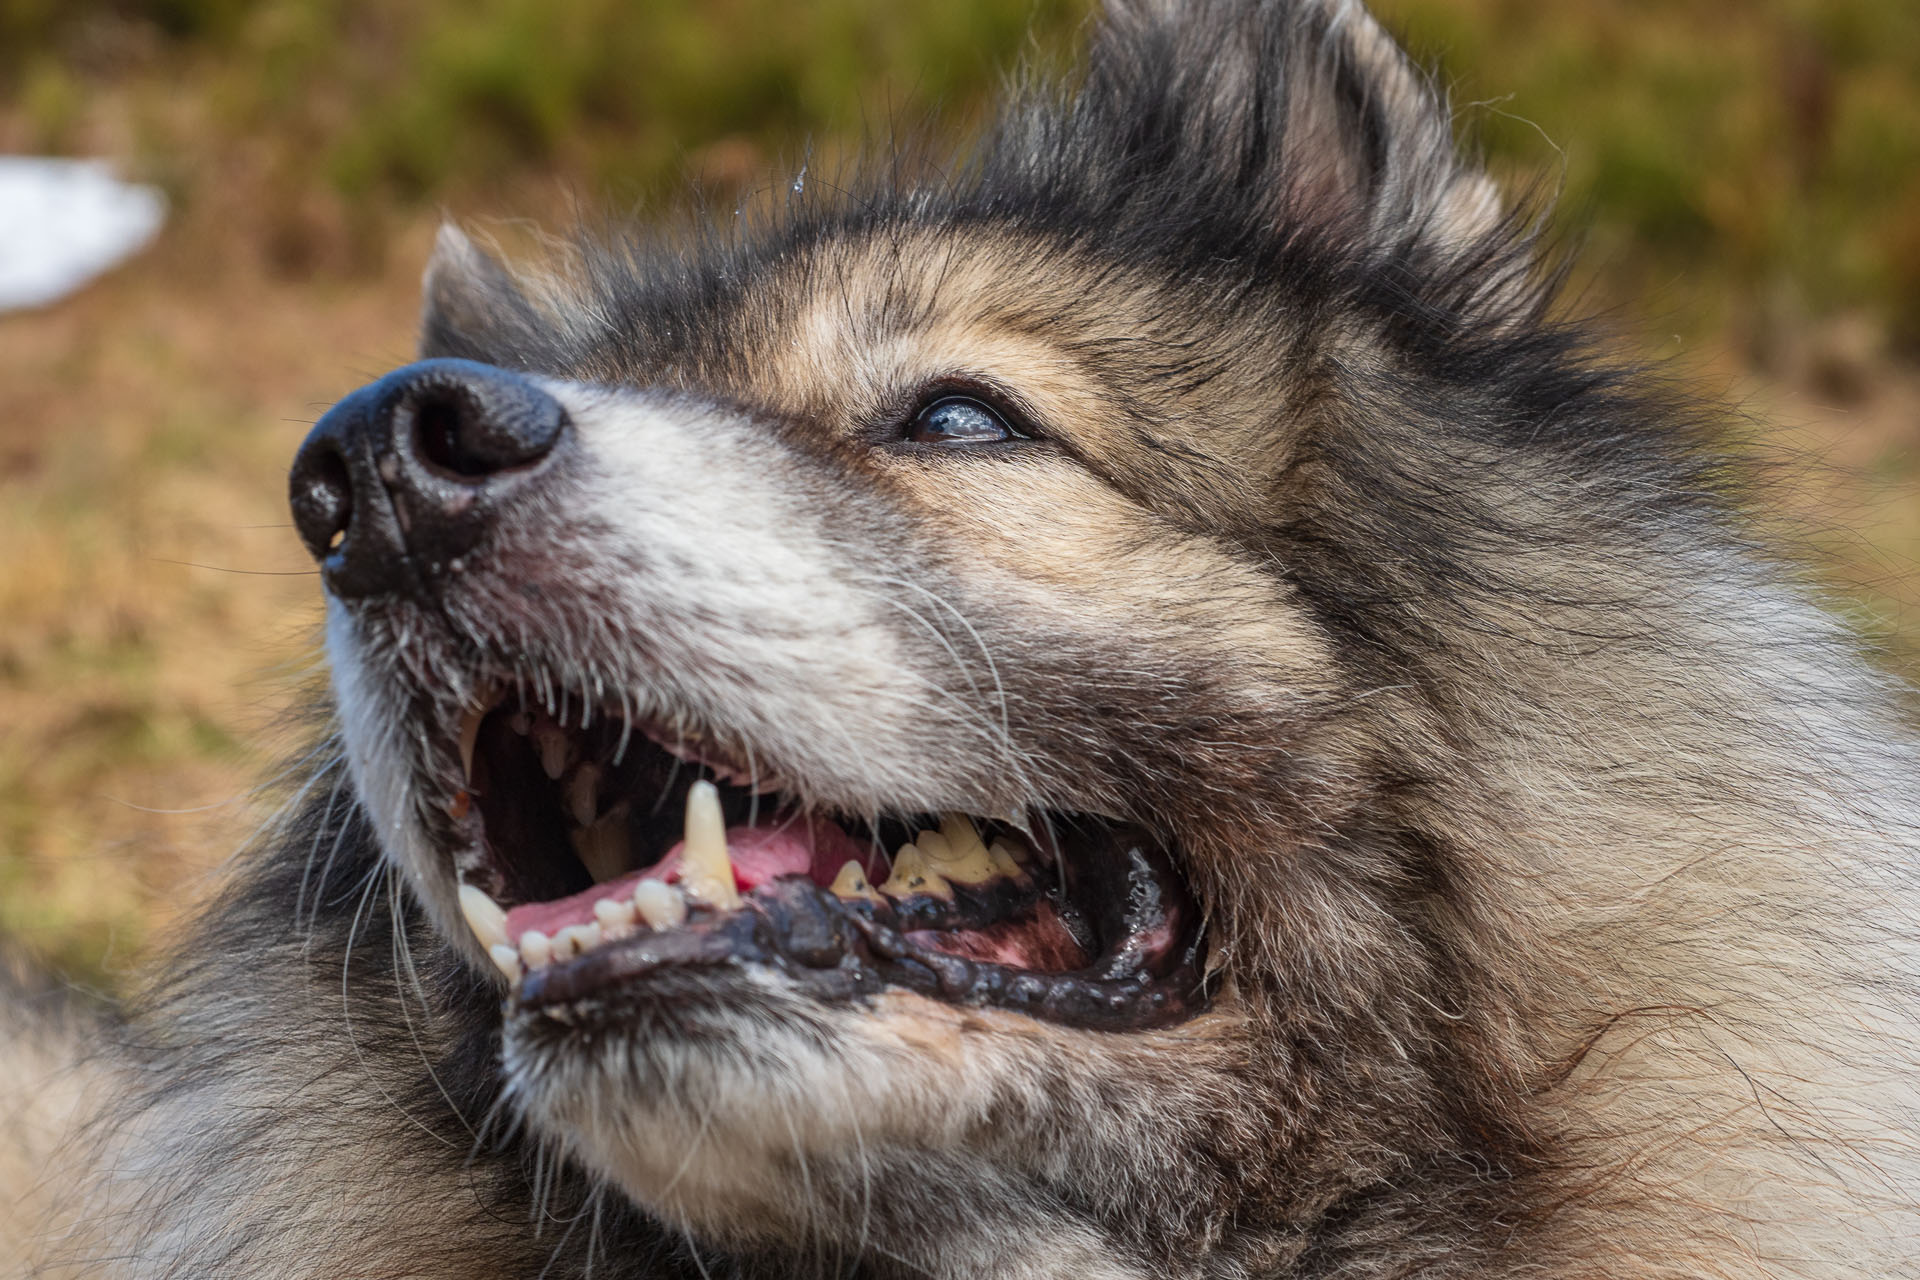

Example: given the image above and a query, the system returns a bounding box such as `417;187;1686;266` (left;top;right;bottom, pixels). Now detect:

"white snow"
0;157;167;312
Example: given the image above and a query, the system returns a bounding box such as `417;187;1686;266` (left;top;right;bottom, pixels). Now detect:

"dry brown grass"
0;217;437;980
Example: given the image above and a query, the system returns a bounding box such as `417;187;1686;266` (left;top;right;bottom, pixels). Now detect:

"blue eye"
908;396;1017;445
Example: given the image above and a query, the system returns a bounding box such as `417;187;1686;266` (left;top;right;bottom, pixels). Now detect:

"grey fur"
9;1;1920;1276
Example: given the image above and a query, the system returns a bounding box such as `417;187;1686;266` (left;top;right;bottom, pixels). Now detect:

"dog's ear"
1083;0;1519;287
419;224;558;367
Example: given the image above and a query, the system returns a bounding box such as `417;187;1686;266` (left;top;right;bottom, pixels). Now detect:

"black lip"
514;830;1209;1033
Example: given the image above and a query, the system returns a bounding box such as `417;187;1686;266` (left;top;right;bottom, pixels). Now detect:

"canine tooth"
567;763;602;827
555;922;601;958
488;943;523;983
633;879;688;929
680;780;741;909
570;804;630;884
829;860;884;903
520;930;554;970
533;720;573;780
987;839;1023;879
458;884;510;951
926;814;998;884
593;895;637;932
458;707;484;781
881;845;952;900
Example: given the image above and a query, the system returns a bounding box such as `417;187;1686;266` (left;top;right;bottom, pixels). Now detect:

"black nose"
289;359;568;600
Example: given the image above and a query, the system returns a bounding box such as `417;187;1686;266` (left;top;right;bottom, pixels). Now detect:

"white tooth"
534;720;572;780
570;803;630;884
593;895;637;932
520;930;553;970
987;839;1023;879
633;879;688;929
555;922;601;957
680;780;741;909
458;884;509;951
488;943;523;982
929;814;997;884
829;860;884;903
567;763;602;827
458;708;484;782
880;845;952;900
914;829;953;862
940;813;988;859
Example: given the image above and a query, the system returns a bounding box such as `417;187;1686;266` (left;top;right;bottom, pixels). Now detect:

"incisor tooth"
555;922;601;958
488;943;523;982
829;860;884;903
458;884;509;951
567;763;601;827
680;780;741;909
593;895;637;933
633;879;688;929
520;930;554;970
533;721;572;780
927;815;997;884
881;845;952;899
570;803;630;884
458;708;484;781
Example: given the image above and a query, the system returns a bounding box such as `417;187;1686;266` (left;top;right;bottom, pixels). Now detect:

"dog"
12;0;1920;1275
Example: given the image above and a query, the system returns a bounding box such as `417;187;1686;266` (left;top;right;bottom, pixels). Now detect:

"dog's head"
293;0;1576;1271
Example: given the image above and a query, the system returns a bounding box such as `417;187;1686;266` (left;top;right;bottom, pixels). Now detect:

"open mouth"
444;692;1206;1031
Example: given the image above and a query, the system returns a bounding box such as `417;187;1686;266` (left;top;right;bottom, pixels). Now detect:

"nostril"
290;442;355;561
411;385;493;478
398;367;567;482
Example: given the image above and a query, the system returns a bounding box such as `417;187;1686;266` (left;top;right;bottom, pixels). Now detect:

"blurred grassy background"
2;0;1917;984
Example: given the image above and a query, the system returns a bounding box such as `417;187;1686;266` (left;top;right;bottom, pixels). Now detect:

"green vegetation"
1378;0;1920;352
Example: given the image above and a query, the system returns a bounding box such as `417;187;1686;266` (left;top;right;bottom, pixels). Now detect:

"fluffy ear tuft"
1302;0;1507;249
1070;0;1533;313
419;223;558;367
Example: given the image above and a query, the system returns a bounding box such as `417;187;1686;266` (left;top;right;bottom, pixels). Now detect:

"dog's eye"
907;396;1019;445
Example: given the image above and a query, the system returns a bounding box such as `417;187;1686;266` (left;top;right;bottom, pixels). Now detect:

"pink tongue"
501;815;883;944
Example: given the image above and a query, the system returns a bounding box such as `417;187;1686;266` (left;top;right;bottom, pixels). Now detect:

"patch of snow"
0;157;167;313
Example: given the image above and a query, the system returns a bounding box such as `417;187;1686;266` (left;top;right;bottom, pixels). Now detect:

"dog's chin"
499;975;1241;1257
498;983;1017;1240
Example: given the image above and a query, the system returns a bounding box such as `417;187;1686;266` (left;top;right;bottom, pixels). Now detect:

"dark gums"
517;858;1207;1032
